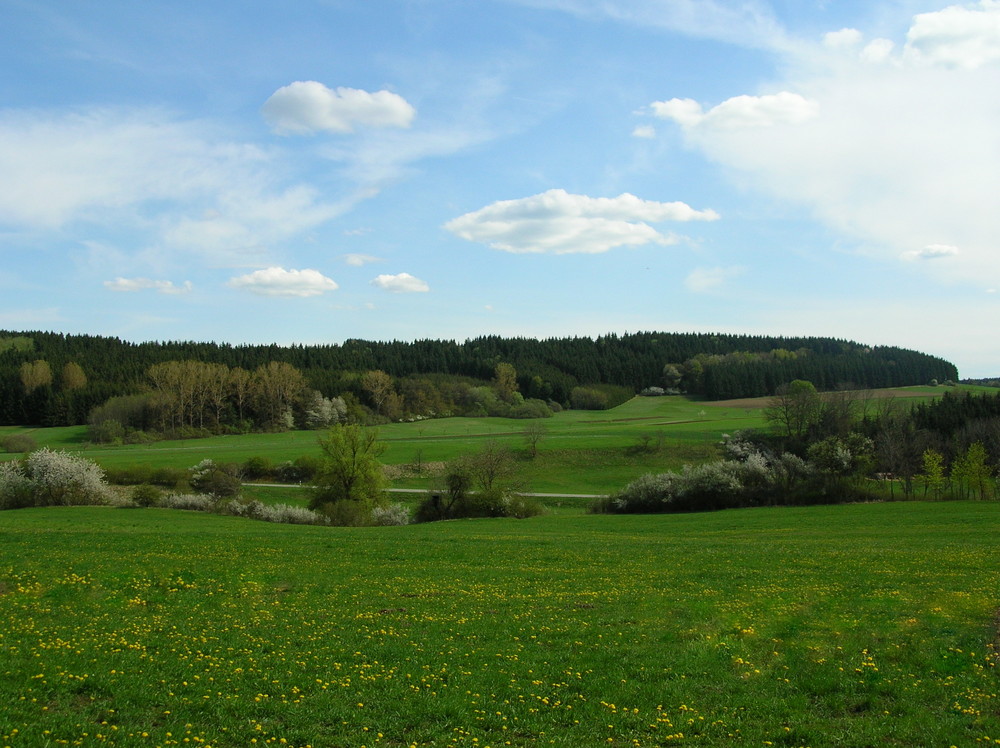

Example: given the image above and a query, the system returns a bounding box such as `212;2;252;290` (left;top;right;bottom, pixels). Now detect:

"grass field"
3;501;1000;746
0;386;960;497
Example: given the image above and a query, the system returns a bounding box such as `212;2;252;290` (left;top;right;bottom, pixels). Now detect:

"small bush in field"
1;433;37;453
241;456;274;480
265;503;326;525
189;459;241;499
130;484;162;508
372;503;412;526
159;493;216;512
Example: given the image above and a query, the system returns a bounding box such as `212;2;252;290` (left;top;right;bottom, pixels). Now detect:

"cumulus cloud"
904;1;1000;69
444;189;718;254
104;278;192;294
648;4;1000;287
684;266;745;292
371;272;430;293
652;92;819;130
262;81;416;135
901;244;961;261
632;124;656;138
227;267;338;297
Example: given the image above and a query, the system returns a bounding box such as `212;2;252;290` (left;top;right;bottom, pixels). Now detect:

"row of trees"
0;330;957;426
84;358;570;442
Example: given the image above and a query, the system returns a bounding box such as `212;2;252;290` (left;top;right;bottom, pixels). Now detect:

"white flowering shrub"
607;473;680;513
0;460;36;509
262;503;326;525
159;493;216;512
0;449;112;509
371;503;412;526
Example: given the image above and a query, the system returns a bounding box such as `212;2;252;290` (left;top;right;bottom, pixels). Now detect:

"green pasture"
0;386;966;496
3;501;1000;746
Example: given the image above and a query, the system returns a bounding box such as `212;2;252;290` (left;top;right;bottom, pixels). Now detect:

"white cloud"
631;124;656;138
104;277;192;294
343;253;383;267
652;92;819;130
904;1;1000;69
684;266;744;292
227;267;338;297
262;81;416;135
901;244;960;261
650;7;1000;287
0;108;345;264
444;189;719;254
371;272;430;293
823;28;863;50
861;38;896;64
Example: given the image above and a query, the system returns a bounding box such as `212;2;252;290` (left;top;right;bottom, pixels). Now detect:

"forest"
0;329;958;431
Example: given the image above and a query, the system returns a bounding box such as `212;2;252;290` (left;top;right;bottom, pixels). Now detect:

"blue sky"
2;1;999;377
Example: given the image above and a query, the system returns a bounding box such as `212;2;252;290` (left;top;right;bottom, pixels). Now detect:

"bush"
0;449;112;509
130;484;162;508
1;433;37;453
274;456;321;483
570;387;609;410
371;503;412;526
510;399;553;419
264;503;326;525
159;493;215;512
188;459;241;499
105;464;153;485
313;500;374;527
241;456;274;480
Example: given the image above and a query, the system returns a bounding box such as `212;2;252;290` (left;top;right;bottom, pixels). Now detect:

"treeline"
0;329;957;427
600;386;1000;516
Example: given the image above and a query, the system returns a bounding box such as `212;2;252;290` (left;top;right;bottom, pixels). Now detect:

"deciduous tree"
309;424;387;513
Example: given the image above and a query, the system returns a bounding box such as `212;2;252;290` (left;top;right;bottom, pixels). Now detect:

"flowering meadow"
3;502;1000;746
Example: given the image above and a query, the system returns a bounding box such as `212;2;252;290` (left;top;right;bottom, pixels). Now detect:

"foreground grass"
2;502;1000;746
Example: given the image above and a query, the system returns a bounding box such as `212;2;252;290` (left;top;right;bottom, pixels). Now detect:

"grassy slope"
2;502;1000;746
0;386;966;497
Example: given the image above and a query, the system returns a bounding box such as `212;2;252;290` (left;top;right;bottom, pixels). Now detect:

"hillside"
0;330;957;427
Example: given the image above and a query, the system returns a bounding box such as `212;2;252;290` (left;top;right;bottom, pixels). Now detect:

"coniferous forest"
0;329;958;429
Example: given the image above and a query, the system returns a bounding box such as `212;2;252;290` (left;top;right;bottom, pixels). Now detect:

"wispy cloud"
342;253;383;267
0;107;345;265
685;266;744;292
104;277;192;294
506;0;792;51
901;244;960;261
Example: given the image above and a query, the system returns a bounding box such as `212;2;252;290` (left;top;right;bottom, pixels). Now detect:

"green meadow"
0;386;951;497
3;501;1000;747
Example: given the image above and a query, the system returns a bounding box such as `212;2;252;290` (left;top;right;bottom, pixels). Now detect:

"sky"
2;0;999;377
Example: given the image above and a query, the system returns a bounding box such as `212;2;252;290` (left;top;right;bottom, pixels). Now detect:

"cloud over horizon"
227;267;339;297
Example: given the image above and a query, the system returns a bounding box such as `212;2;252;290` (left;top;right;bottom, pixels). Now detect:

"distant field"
3;501;1000;746
0;386;968;496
